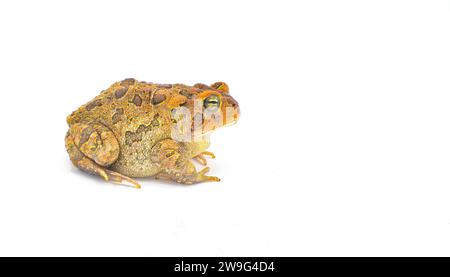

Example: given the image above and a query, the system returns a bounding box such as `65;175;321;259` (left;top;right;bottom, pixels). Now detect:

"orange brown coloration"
65;79;240;188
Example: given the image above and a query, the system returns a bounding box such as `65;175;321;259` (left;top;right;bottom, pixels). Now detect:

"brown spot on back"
194;83;210;90
85;99;102;111
151;93;166;105
158;84;172;88
132;95;142;106
180;89;195;99
112;108;124;124
125;124;151;146
120;78;136;86
115;87;128;99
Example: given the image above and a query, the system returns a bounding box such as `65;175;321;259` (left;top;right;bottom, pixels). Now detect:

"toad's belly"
109;140;161;178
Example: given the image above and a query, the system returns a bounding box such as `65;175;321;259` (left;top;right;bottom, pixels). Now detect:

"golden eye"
203;95;221;110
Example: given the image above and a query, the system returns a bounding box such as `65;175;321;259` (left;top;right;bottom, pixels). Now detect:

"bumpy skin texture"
65;79;240;188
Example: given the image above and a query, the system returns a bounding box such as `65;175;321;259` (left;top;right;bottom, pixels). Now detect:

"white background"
0;0;449;256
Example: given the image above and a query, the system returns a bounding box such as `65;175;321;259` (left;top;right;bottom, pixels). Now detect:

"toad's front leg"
193;151;215;166
151;139;220;184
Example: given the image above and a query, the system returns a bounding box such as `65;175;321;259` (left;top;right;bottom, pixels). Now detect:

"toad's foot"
173;167;220;185
193;151;216;166
196;167;220;183
105;169;141;189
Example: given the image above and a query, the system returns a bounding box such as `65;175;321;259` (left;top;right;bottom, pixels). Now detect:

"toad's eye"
203;95;221;110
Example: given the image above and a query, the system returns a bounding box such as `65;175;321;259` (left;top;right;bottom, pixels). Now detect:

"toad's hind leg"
65;123;141;189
